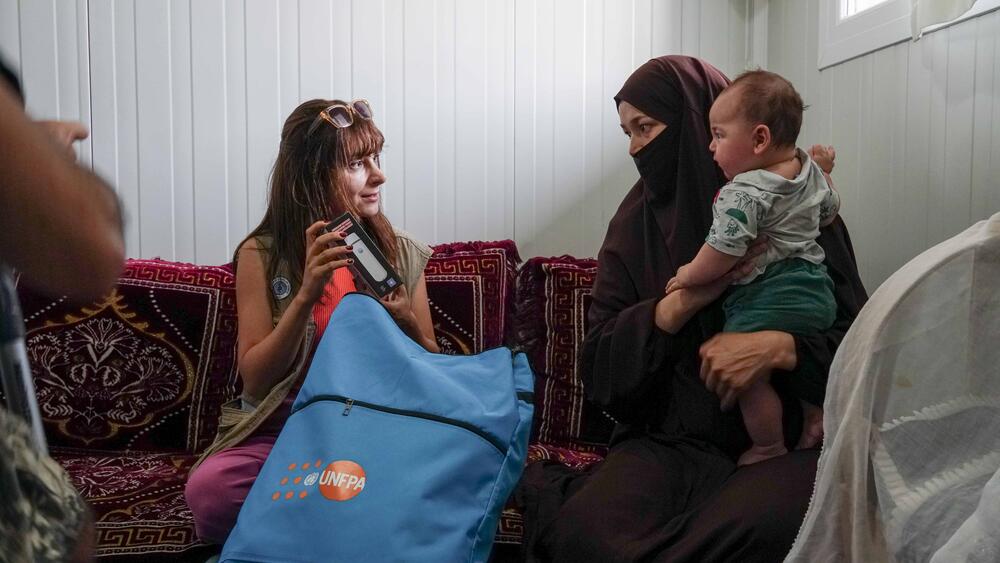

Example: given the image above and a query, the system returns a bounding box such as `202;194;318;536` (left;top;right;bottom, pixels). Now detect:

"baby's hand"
665;276;684;295
666;265;692;295
809;144;836;174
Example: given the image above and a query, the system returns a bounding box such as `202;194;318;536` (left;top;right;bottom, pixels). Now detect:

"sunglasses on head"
306;99;374;136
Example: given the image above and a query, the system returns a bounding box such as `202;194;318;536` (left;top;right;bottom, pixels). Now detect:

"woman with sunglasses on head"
185;98;439;545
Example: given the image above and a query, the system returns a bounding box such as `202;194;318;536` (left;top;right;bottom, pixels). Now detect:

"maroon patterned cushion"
495;507;526;545
526;442;605;469
513;257;613;452
425;240;520;355
50;447;212;559
16;259;239;453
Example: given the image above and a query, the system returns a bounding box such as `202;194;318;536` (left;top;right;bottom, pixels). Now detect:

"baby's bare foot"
797;404;824;450
738;442;788;466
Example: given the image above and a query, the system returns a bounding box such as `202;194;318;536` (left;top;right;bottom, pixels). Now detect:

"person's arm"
381;275;440;353
580;247;681;423
684;186;762;290
809;144;836;174
667;243;742;293
818;174;841;228
581;243;761;423
0;80;124;300
237;224;352;400
809;144;841;228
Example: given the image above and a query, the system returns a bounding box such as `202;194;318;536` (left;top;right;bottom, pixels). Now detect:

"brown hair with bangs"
727;69;806;148
236;98;398;295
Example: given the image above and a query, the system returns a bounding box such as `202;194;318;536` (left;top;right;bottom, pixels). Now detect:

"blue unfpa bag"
221;293;534;563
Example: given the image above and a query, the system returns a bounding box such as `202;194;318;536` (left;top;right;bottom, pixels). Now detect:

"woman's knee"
184;458;255;544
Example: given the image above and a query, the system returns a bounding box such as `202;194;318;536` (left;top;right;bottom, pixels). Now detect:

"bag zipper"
296;394;506;455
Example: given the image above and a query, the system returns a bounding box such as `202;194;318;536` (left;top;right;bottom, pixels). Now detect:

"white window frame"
819;0;1000;69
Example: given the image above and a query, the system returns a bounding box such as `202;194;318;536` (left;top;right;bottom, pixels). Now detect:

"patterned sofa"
13;240;612;561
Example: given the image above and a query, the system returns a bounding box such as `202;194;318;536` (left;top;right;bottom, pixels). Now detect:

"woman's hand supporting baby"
698;330;796;410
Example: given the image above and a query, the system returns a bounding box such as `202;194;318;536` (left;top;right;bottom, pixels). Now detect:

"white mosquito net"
786;213;1000;562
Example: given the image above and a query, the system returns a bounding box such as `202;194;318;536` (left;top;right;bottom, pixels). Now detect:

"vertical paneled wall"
2;0;757;263
766;0;1000;291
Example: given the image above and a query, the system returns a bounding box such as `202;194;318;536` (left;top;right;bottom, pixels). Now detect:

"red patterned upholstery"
425;240;520;354
49;447;208;559
16;259;239;559
17;259;239;453
513;257;614;453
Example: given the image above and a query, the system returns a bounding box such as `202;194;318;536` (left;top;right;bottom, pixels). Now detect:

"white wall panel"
135;1;177;259
970;14;999;223
17;1;59;117
90;0;142;257
278;1;300;130
456;0;492;243
432;0;456;243
4;0;757;264
381;0;405;225
581;0;607;256
529;0;555;259
487;0;513;242
655;1;683;68
0;0;19;71
169;0;193;260
191;0;231;263
402;0;437;240
681;0;700;56
550;0;586;256
224;0;250;253
245;0;281;235
767;0;1000;291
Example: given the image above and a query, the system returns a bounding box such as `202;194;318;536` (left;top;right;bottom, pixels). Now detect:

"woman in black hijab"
532;56;868;562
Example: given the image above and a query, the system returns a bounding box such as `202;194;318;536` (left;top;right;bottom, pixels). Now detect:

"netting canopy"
787;213;1000;562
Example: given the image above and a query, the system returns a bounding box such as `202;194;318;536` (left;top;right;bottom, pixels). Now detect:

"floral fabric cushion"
513;257;613;452
16;259;239;454
425;240;520;355
51;447;214;560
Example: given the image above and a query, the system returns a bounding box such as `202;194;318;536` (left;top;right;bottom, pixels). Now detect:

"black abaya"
519;55;868;563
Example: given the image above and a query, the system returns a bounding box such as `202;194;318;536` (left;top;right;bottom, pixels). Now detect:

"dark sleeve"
776;216;868;405
579;249;683;423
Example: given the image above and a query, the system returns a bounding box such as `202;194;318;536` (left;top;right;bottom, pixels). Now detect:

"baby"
666;70;840;466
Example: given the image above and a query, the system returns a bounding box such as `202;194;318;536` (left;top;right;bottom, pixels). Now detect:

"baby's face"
708;90;757;180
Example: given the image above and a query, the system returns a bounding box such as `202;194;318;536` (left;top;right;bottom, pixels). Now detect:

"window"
842;0;893;18
819;0;1000;69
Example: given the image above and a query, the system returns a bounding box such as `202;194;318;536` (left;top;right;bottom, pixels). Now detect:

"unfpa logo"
319;460;366;501
272;459;366;502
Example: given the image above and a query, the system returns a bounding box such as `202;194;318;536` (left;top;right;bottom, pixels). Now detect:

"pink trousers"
184;434;277;545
